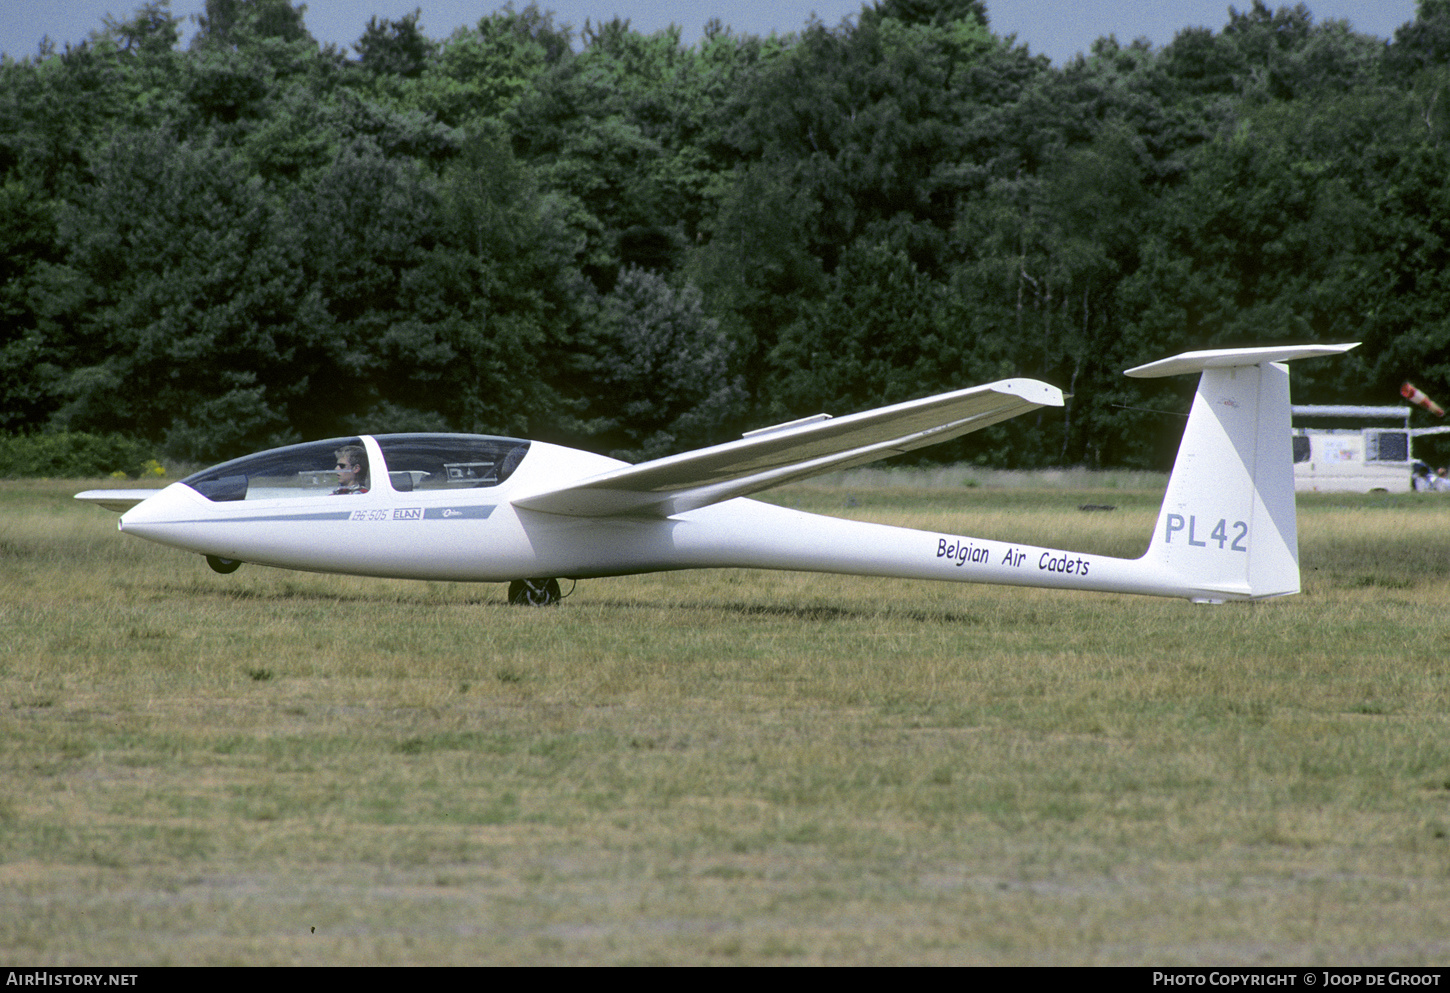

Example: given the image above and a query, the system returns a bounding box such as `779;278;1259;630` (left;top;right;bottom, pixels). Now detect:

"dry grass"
3;478;1450;964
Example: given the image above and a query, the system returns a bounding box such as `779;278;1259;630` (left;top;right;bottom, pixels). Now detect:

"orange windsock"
1402;381;1445;417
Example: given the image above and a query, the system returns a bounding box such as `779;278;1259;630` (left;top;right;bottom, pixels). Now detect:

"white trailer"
1291;405;1450;493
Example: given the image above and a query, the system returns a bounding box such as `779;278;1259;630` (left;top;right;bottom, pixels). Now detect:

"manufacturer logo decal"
423;505;493;520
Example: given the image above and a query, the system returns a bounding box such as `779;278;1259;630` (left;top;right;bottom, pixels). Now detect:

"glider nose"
118;483;198;539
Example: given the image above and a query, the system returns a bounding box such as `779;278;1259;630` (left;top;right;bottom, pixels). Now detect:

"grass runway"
3;475;1450;965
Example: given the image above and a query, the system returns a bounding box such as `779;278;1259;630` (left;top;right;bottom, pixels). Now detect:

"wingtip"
994;378;1066;408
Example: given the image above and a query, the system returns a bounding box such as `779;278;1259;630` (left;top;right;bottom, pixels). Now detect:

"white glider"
77;343;1356;605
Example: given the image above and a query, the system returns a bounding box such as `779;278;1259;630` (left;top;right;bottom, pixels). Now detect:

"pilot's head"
335;445;368;486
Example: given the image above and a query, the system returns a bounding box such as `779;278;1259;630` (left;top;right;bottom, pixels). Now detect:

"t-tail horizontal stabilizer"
1126;343;1359;602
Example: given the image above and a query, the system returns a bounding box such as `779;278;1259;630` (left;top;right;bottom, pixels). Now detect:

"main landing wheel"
206;555;242;574
508;578;561;606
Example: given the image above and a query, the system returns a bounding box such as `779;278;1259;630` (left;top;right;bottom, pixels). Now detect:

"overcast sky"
1;1;1421;63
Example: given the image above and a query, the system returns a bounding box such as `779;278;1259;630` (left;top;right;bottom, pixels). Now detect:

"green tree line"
3;0;1449;469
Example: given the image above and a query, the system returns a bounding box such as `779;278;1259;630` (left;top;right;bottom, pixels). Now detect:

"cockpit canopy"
180;435;531;502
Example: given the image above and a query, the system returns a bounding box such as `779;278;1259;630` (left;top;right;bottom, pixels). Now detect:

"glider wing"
74;489;165;512
513;378;1063;517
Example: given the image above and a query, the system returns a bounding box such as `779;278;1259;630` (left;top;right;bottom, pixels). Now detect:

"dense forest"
3;0;1450;470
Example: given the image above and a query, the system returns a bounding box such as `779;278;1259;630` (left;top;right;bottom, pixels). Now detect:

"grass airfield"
3;474;1450;965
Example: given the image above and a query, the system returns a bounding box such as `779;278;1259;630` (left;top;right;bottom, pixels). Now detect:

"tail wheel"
508;578;561;606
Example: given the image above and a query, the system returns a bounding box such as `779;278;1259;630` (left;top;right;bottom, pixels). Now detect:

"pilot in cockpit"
332;445;369;495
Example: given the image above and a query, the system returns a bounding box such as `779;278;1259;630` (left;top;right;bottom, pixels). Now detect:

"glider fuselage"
116;437;1187;599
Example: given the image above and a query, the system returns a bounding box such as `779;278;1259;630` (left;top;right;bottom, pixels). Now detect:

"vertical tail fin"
1126;344;1358;602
